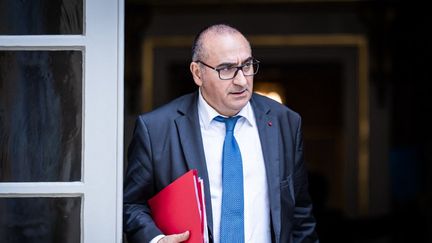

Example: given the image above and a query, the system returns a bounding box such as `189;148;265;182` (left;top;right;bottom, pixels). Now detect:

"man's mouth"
230;89;247;95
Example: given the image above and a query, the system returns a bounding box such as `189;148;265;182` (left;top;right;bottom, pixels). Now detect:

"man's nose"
232;69;248;86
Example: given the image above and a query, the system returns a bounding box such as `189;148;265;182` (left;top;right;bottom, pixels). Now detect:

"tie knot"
214;115;240;132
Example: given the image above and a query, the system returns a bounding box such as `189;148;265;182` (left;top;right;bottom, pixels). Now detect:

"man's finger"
158;231;190;243
174;231;190;241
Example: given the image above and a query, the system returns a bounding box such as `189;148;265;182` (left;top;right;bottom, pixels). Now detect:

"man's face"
191;33;253;117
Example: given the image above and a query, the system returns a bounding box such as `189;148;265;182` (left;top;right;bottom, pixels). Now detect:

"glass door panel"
0;50;82;182
0;0;83;35
0;197;81;243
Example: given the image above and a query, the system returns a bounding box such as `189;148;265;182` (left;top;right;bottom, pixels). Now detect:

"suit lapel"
174;92;214;239
251;95;281;243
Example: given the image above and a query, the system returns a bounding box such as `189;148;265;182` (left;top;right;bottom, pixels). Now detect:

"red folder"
148;170;208;243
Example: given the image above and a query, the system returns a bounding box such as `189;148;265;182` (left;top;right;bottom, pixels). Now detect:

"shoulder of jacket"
252;92;301;120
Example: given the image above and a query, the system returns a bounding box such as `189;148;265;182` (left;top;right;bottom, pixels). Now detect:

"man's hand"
157;231;190;243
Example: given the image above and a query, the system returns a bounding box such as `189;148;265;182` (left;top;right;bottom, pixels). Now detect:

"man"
124;24;318;243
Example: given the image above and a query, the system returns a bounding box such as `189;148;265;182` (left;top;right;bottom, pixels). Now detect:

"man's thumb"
175;231;190;241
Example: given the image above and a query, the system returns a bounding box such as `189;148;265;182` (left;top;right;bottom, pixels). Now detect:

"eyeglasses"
195;59;260;80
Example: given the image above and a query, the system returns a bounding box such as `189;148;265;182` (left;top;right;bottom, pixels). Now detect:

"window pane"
0;0;83;35
0;51;82;182
0;197;81;243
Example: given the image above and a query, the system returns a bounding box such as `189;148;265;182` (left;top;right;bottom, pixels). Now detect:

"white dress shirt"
198;90;271;243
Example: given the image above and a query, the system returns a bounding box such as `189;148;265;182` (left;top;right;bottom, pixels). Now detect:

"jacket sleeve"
292;117;319;243
123;116;162;243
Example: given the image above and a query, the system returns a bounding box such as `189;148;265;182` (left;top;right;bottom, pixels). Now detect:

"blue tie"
214;116;244;243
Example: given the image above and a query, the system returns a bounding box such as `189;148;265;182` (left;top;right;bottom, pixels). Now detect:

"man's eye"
242;63;252;70
219;66;235;72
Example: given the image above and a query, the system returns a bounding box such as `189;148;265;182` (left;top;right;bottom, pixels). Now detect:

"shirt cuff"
149;234;165;243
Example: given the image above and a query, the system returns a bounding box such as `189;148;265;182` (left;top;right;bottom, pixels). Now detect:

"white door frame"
0;1;124;242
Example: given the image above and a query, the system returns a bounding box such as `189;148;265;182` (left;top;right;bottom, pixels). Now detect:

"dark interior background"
124;1;432;242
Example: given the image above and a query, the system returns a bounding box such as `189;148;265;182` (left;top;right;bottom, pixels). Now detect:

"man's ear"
190;62;203;86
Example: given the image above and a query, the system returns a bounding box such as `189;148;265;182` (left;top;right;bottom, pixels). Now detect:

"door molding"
141;34;369;215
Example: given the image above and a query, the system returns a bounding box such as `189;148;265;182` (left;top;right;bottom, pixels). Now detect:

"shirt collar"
197;88;255;130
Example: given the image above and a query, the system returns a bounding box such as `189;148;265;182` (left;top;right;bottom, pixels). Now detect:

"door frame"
0;1;124;242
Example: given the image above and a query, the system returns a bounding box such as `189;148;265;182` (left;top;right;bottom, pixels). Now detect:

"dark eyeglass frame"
195;59;260;80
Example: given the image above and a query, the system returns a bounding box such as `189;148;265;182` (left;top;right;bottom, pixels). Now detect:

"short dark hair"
191;24;246;62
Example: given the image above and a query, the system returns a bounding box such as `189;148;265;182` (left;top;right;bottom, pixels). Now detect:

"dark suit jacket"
123;91;318;243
